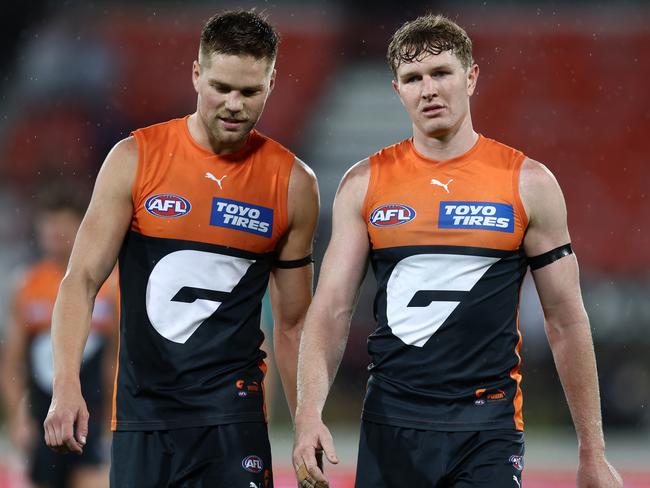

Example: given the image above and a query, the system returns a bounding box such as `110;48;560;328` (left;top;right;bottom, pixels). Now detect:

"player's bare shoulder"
288;156;319;215
335;158;370;209
94;136;139;198
289;157;319;196
285;157;320;238
519;157;566;224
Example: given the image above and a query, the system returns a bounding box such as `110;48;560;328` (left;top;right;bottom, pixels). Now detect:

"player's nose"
225;92;244;112
421;75;438;99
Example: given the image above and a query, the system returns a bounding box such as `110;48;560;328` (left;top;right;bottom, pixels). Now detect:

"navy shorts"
31;421;107;488
110;422;273;488
355;420;525;488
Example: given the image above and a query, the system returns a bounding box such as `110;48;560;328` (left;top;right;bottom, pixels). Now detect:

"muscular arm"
44;137;137;454
521;158;622;487
293;160;371;484
269;158;319;418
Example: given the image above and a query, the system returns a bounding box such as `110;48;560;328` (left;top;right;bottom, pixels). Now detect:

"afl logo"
509;455;524;471
145;194;191;218
370;204;416;227
242;455;264;473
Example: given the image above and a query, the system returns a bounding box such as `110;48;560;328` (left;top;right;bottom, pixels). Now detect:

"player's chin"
422;121;453;138
221;122;254;137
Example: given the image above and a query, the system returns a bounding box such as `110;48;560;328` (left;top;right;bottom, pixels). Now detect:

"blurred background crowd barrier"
1;0;648;486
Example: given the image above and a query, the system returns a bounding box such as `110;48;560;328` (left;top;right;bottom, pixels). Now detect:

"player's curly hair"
200;10;279;64
387;14;474;76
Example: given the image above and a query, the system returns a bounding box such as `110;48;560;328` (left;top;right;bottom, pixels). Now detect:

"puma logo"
205;172;227;189
513;475;521;488
430;178;453;193
249;483;258;488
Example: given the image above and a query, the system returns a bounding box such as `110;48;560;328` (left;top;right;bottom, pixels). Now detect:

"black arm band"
528;243;573;270
274;254;314;269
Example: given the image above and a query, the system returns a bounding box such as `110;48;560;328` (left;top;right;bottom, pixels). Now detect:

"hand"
577;453;623;488
43;380;89;455
293;414;338;488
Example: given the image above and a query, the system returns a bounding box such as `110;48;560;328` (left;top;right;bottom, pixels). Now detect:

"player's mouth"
422;104;445;116
218;117;247;130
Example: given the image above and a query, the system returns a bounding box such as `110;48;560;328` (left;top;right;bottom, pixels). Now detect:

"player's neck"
412;117;478;161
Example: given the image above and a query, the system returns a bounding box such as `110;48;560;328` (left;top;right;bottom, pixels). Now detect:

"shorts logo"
370;204;416;227
509;455;524;471
145;194;191;218
475;388;507;405
236;379;261;397
242;455;264;473
439;201;514;233
210;198;273;238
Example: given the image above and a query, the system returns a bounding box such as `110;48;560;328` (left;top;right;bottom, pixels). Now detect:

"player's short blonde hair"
387;14;474;76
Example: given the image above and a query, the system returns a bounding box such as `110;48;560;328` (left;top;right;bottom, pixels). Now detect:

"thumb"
75;409;89;446
320;432;338;464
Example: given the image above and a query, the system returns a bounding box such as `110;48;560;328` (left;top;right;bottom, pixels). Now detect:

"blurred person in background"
43;9;318;488
293;13;622;488
1;186;117;488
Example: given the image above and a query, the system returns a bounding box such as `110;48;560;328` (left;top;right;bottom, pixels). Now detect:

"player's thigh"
355;420;445;488
199;423;273;488
110;430;174;488
450;429;525;488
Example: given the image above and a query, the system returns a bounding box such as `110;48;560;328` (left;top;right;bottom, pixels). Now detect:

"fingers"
60;412;84;454
318;430;338;465
75;409;89;447
293;440;332;486
44;409;85;454
296;462;329;488
293;447;327;486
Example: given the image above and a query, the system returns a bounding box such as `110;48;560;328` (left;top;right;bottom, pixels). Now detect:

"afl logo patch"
370;204;416;227
509;455;524;471
145;194;191;218
242;455;264;473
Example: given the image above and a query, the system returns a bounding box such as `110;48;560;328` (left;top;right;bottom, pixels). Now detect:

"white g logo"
386;254;499;347
146;250;254;344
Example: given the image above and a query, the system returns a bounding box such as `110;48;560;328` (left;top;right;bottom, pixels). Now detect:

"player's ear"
467;63;479;96
192;60;201;93
269;68;276;93
392;80;406;107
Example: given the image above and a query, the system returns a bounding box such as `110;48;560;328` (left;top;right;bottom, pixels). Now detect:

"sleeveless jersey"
362;135;528;431
14;260;115;423
113;116;294;431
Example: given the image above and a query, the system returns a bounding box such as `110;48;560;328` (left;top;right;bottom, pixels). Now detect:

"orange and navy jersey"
113;116;294;431
13;260;116;420
362;135;528;431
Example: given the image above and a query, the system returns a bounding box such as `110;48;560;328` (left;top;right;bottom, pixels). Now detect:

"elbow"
543;311;590;344
274;316;305;340
59;268;100;300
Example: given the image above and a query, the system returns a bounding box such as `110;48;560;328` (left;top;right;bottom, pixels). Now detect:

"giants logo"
145;194;191;218
146;250;255;344
386;253;500;347
370;204;416;227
